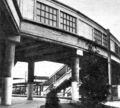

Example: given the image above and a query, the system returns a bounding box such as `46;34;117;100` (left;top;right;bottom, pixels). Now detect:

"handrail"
54;70;71;87
44;66;71;94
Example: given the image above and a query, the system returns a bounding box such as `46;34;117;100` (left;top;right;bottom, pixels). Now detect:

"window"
94;29;102;45
103;34;108;48
119;47;120;55
36;2;57;27
115;43;119;54
60;11;77;33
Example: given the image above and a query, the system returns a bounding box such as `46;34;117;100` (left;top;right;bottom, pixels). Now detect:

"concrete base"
1;77;12;105
71;81;79;102
27;83;33;100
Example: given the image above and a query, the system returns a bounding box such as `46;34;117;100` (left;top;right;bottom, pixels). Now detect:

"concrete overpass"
0;0;120;106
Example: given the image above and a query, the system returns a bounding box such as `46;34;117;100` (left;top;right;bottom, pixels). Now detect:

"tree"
79;50;110;107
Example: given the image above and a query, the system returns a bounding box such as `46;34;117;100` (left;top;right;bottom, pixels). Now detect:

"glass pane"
49;8;53;13
46;12;49;18
49;14;53;20
36;16;40;22
70;22;72;26
60;18;63;23
67;15;69;20
70;16;72;21
40;4;42;9
45;18;49;24
36;9;40;15
73;28;75;33
60;12;63;17
70;27;72;32
49;20;53;26
67;21;69;25
41;4;45;10
73;23;76;28
64;19;66;24
64;25;67;30
53;15;57;21
64;14;66;19
46;7;49;12
73;18;76;23
60;23;64;29
67;26;69;31
53;21;57;27
41;11;45;17
41;17;45;23
53;9;57;15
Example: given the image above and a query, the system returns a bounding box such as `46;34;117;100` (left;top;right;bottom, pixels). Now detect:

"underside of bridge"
15;36;76;65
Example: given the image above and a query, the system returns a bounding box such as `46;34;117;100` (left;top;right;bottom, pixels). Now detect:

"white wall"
78;20;93;40
20;0;34;20
110;40;115;52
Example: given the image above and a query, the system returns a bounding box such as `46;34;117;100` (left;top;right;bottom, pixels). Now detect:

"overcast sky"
13;61;63;79
58;0;120;41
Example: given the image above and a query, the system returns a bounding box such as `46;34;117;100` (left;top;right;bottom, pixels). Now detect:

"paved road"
0;97;74;108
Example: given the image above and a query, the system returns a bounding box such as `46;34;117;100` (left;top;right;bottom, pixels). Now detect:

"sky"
58;0;120;41
12;61;64;82
13;0;120;82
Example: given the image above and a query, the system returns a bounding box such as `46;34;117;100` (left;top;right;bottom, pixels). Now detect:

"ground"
0;97;74;108
0;97;120;108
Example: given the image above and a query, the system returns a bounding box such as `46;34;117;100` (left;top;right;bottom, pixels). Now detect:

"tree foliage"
79;50;110;106
45;88;60;108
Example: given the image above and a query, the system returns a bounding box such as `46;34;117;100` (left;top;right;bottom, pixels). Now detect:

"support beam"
27;62;34;100
71;56;80;102
1;41;15;105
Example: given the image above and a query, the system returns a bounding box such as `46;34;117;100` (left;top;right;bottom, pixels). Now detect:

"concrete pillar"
27;62;34;100
107;29;113;100
0;40;5;96
1;41;15;105
37;84;39;95
71;56;80;102
39;86;42;96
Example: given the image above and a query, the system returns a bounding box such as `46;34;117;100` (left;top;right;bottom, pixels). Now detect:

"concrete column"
1;41;15;105
39;86;41;96
0;40;5;95
71;56;80;102
107;29;113;100
27;62;34;100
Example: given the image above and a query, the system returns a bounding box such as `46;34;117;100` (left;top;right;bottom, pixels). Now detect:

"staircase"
43;65;72;96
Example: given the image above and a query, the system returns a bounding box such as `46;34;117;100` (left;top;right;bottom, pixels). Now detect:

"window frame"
103;34;108;48
60;11;77;33
94;29;102;45
36;1;58;27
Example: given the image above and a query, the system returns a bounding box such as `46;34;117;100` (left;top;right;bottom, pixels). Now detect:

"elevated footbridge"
0;0;120;105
